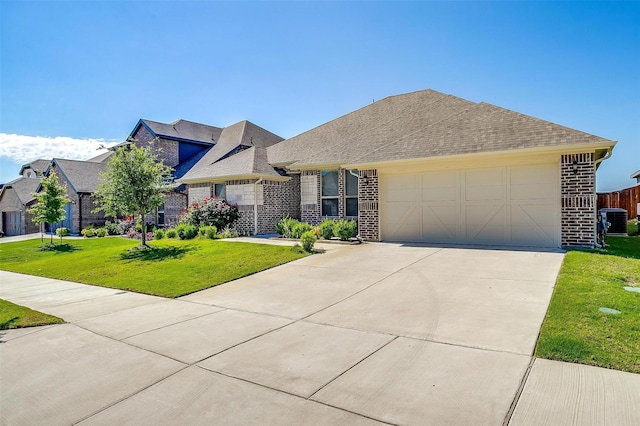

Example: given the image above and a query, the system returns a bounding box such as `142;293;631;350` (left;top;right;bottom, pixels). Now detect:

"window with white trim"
214;183;226;199
321;170;338;216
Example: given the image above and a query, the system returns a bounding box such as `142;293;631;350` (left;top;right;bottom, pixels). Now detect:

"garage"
380;163;560;247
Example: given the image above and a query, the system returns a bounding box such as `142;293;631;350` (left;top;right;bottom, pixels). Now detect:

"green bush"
55;227;70;237
154;228;165;240
199;225;218;239
175;223;198;240
95;227;108;238
300;230;317;252
333;220;357;240
275;216;302;238
165;228;177;238
81;226;96;238
217;225;238;239
104;221;122;235
318;219;335;239
291;222;313;239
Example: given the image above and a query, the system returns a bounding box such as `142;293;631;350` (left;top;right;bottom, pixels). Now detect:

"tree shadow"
0;317;19;330
38;243;81;253
119;245;197;262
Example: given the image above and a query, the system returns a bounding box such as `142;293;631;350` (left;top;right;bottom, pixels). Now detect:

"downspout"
254;177;263;236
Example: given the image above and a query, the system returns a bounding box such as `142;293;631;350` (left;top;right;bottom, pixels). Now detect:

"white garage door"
381;164;560;247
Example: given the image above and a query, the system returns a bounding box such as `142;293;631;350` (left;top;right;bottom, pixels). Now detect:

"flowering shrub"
179;198;239;230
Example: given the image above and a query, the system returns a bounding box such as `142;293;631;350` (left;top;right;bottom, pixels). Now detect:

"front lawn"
0;238;308;298
0;299;64;329
536;236;640;374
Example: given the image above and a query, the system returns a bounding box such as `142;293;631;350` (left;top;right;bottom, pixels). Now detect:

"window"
321;170;338;216
215;183;226;199
345;170;358;217
157;204;165;226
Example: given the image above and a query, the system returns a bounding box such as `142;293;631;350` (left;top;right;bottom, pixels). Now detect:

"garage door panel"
385;174;418;202
465;205;506;242
422;205;458;240
421;171;458;202
384;204;421;241
465;169;504;201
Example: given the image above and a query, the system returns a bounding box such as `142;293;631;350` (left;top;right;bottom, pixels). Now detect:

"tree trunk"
140;213;147;247
49;223;53;244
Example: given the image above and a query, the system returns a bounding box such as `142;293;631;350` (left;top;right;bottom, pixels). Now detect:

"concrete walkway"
1;240;638;425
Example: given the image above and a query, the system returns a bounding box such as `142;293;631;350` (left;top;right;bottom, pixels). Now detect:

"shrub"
104;221;122;235
81;227;96;238
179;198;239;229
218;225;238;239
333;220;357;240
275;216;301;238
154;228;165;240
290;244;305;254
118;219;135;234
318;219;335;239
291;222;314;239
301;230;317;252
175;223;198;240
165;228;177;238
199;225;218;239
55;227;70;237
95;227;108;238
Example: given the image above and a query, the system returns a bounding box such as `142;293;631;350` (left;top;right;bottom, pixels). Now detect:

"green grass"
536;236;640;374
627;218;638;236
0;238;308;298
0;299;64;329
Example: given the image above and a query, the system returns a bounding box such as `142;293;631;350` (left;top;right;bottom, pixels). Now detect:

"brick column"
561;153;596;247
358;169;379;241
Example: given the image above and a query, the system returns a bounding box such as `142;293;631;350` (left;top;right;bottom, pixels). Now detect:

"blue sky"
1;1;638;191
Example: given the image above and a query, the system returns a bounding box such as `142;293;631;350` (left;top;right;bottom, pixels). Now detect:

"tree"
93;143;172;247
28;172;70;244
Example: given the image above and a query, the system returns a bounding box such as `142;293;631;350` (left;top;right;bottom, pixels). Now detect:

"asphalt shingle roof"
141;119;222;144
267;89;615;169
52;158;108;193
179;121;284;182
19;159;50;176
1;177;42;204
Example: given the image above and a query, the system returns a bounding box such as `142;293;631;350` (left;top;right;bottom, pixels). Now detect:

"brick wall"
131;126;179;167
258;176;301;233
358;169;379;241
78;194;107;229
164;191;188;227
561;153;595;247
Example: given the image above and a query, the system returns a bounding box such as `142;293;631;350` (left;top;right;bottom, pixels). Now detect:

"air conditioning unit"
599;208;628;235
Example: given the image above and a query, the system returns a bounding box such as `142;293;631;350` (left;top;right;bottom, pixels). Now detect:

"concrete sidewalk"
1;242;638;425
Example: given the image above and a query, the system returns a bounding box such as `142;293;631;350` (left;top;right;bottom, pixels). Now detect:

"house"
179;89;616;248
37;158;110;234
0;159;52;235
632;170;640;185
0;176;42;236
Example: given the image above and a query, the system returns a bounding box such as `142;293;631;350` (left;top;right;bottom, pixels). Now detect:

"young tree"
28;172;70;244
93;143;172;247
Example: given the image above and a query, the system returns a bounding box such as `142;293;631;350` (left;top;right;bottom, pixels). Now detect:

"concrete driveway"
1;240;639;425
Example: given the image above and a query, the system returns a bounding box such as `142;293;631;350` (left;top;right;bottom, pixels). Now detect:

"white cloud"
0;133;120;164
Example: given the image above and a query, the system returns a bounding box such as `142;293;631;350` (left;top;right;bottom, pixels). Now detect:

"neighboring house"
632;170;640;185
33;158;110;234
180;89;616;248
0;159;51;235
20;159;50;178
0;177;42;236
127;118;224;227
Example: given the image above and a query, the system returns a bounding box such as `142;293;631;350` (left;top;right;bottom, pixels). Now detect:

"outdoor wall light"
572;160;578;174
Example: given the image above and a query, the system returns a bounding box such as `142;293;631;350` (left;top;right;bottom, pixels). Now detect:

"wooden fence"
597;185;640;219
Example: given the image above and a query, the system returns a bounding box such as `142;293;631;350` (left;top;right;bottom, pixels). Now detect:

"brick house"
180;89;615;248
